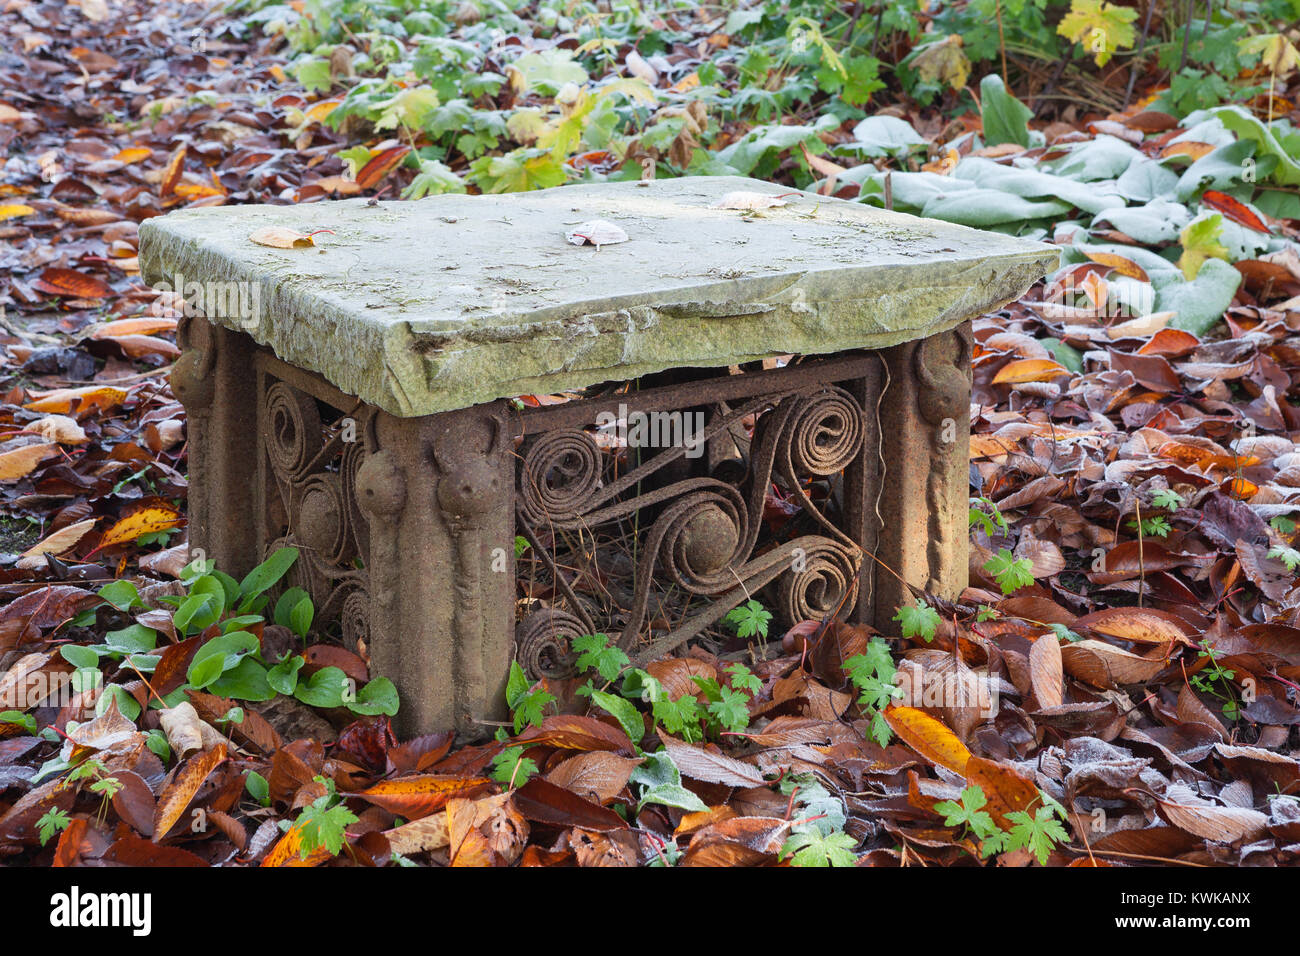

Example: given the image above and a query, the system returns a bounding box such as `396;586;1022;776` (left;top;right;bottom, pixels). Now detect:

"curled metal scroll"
515;607;584;680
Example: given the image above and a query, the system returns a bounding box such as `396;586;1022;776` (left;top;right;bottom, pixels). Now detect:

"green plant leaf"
979;74;1032;147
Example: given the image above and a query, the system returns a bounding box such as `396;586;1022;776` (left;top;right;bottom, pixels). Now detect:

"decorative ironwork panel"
512;354;883;678
254;364;371;655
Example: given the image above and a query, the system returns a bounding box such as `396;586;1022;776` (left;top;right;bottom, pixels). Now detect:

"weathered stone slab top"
140;175;1058;417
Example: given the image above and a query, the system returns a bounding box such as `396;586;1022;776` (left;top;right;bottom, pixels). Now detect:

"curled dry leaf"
1156;797;1268;843
28;415;88;444
159;701;224;758
15;518;98;569
447;792;528;867
564;219;629;247
153;743;229;841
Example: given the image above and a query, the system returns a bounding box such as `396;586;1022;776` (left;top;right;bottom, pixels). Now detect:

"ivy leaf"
489;746;539;787
1151;488;1183;512
37;808;71;846
295;800;358;859
933;785;1000;841
844;639;897;687
1268;546;1300;572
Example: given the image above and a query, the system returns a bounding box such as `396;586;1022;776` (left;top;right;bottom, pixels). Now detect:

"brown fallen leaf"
1028;633;1064;708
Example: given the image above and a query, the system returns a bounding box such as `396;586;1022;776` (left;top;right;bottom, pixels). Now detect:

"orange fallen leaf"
89;317;178;339
30;267;112;299
353;775;494;819
882;705;971;775
153;744;226;839
965;756;1041;831
1084;251;1149;281
669;71;700;94
24;385;128;414
991;358;1067;385
1160;141;1215;160
1074;607;1193;646
1201;190;1271;234
112;146;152;164
355;144;411;191
160;143;186;197
261;820;335;867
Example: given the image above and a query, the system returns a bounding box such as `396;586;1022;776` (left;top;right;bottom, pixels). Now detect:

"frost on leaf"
710;191;790;210
564;219;629;247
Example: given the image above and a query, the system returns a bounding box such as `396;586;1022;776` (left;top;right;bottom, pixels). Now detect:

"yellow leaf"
112;146;152;164
1239;33;1299;76
0;204;35;221
883;705;971;775
95;503;184;551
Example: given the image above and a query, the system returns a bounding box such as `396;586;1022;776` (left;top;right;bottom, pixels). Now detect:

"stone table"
140;175;1057;735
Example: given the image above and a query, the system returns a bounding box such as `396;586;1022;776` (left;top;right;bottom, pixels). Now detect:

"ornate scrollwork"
258;377;372;643
514;369;873;675
518;429;603;525
515;607;583;680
